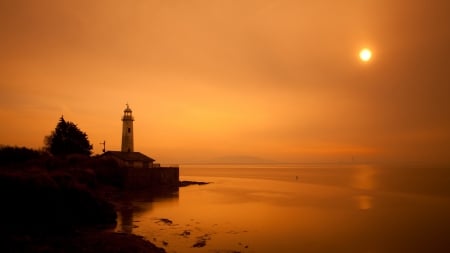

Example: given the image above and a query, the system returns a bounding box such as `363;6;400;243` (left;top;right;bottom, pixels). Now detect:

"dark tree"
45;116;93;156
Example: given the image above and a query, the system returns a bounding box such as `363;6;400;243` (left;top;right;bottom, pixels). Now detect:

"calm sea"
115;163;450;253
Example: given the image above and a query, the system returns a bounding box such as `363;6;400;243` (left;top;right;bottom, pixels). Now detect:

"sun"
359;48;372;62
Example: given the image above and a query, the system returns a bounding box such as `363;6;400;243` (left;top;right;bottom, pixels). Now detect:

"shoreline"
0;161;210;253
179;180;210;187
1;230;166;253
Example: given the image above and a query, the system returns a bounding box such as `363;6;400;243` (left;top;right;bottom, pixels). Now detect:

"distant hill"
202;155;277;164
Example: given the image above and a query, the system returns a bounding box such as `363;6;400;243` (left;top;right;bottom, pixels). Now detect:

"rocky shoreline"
0;180;211;253
0;230;166;253
179;180;210;187
0;147;211;253
0;171;169;253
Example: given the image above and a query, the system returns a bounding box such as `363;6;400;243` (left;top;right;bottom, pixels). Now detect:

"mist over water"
116;163;450;253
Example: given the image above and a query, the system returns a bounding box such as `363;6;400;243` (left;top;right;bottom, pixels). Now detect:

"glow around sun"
359;48;372;62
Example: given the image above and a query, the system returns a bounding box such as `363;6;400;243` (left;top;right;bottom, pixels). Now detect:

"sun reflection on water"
353;165;377;210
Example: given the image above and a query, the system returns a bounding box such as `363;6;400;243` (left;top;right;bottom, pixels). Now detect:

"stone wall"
124;166;179;189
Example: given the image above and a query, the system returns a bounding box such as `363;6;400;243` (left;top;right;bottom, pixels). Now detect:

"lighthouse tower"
121;104;134;152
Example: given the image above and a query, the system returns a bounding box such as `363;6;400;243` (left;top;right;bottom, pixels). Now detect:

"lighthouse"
100;104;179;189
121;104;134;152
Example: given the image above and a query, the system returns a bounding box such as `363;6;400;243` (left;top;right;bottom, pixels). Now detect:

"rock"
179;181;210;187
156;218;173;225
192;240;206;248
180;230;191;237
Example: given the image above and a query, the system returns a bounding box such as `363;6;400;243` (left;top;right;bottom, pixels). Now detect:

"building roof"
101;151;155;162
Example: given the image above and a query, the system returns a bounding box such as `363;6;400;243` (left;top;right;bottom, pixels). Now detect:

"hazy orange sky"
1;0;449;164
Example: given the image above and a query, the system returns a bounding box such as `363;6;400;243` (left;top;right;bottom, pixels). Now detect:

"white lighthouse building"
121;104;134;152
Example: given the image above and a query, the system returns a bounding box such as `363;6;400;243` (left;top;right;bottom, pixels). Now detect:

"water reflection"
353;165;376;210
353;165;376;190
117;204;134;233
115;189;179;234
113;165;450;253
355;195;373;210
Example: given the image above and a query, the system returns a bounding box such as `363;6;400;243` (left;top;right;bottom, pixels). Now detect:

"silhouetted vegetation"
0;231;165;253
44;116;93;157
0;149;118;233
0;145;165;252
89;156;127;188
0;145;122;232
0;146;44;167
0;168;116;233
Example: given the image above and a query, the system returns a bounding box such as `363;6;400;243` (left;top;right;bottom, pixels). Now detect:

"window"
128;128;131;133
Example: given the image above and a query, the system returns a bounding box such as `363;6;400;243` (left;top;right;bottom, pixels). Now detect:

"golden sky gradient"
1;0;449;164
